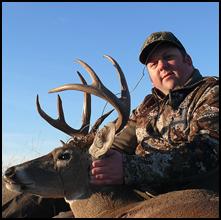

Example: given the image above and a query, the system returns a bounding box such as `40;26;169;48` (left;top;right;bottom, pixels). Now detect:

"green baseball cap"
139;31;186;64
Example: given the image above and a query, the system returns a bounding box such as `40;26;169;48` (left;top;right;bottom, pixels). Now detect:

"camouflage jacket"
113;69;219;195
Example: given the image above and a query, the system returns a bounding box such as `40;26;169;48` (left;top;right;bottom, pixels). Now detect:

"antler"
36;72;91;138
49;55;130;133
37;72;114;138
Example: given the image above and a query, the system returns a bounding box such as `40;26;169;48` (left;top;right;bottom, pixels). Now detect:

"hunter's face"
146;44;193;95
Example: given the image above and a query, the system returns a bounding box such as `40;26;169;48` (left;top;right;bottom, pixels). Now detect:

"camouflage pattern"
112;69;219;195
139;31;186;64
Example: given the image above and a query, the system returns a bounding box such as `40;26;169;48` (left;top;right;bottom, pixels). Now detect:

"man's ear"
184;54;193;66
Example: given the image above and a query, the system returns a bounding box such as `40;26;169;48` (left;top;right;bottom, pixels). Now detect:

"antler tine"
49;56;131;133
103;55;130;103
75;59;102;87
36;95;83;137
90;109;114;134
77;71;91;134
103;54;131;129
36;73;91;137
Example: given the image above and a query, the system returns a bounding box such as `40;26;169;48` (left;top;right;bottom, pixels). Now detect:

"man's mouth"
162;72;174;80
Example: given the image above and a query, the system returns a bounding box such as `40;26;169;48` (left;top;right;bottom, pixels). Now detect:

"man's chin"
163;80;177;93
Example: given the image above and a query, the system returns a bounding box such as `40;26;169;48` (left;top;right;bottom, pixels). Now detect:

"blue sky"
2;2;219;171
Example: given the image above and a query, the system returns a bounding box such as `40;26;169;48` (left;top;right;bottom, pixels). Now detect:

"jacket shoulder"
203;76;219;85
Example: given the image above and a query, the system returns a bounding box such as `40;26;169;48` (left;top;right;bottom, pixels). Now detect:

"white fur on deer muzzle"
89;122;116;159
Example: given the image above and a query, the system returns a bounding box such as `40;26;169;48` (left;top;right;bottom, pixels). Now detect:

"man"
2;31;219;217
90;31;219;196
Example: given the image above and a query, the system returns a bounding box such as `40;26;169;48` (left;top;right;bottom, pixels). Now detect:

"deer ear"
89;122;116;159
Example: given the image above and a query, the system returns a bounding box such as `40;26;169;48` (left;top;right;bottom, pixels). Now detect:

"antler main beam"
49;55;130;133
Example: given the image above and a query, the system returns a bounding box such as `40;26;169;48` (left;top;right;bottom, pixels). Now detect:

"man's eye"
164;55;174;60
150;62;157;68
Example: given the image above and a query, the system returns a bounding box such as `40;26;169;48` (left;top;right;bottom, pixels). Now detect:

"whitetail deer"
3;55;219;218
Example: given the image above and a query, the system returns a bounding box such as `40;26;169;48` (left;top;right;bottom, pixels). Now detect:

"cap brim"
139;41;163;64
139;40;185;65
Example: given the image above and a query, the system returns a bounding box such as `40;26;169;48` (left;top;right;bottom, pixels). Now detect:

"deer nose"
4;166;16;179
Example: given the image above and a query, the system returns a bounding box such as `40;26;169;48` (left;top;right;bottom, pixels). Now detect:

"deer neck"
68;185;143;218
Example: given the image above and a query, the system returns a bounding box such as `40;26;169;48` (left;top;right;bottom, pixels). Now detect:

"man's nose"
158;59;168;71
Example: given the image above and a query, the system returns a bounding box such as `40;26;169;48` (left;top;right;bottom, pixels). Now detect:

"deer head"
4;55;130;201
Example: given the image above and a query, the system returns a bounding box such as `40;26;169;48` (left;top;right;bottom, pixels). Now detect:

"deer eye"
58;152;71;161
